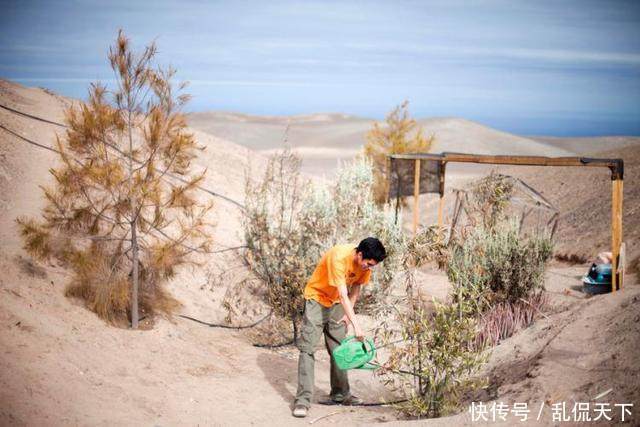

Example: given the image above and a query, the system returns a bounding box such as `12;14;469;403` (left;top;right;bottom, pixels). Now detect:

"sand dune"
530;135;640;156
188;111;640;178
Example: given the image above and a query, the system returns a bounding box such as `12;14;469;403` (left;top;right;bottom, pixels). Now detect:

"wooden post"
619;242;626;291
437;161;446;229
611;179;623;292
413;159;421;235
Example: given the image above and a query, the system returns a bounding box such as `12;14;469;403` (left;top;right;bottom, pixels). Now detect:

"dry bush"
242;150;404;343
364;101;434;204
373;226;486;419
243;148;311;341
17;31;211;327
554;252;589;265
451;173;514;240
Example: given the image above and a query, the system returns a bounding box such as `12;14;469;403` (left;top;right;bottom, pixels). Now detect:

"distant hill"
529;135;640;156
189;112;640;176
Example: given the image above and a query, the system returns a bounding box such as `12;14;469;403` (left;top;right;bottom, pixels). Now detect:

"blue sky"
1;0;639;135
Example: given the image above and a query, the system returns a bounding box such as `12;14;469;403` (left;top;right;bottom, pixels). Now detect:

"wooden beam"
389;153;623;176
413;159;420;235
611;179;623;292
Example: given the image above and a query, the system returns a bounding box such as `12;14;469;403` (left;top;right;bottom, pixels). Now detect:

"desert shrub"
447;220;553;346
380;299;488;418
242;150;404;342
448;221;552;309
364;101;434;204
375;226;487;419
243;148;310;340
17;31;211;327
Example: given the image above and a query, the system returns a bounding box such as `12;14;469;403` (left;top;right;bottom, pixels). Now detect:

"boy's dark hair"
356;237;387;263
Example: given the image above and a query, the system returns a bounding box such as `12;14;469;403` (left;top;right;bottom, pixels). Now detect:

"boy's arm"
337;284;364;341
348;284;361;307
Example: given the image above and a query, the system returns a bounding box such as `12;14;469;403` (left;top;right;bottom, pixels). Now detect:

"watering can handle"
342;335;373;352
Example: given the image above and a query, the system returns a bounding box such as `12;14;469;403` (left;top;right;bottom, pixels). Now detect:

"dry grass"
476;292;549;348
554;253;589;265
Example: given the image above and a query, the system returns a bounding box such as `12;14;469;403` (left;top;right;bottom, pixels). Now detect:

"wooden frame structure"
389;152;625;292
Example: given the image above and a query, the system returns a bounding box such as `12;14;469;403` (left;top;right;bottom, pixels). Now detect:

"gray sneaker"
292;405;308;418
332;394;363;405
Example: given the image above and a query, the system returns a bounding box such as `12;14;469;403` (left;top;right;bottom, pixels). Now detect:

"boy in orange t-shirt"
292;237;387;418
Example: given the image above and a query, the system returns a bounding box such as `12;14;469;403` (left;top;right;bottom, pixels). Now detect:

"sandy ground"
1;79;639;426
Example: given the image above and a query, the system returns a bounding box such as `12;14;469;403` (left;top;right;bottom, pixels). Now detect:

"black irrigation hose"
178;310;272;330
0;102;67;127
252;339;295;349
318;398;409;407
0;123;63;154
179;313;411;407
177;312;295;348
0;102;245;210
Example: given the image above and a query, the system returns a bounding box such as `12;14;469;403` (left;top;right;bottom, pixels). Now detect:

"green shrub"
447;220;553;346
374;227;486;419
379;298;487;418
448;221;552;310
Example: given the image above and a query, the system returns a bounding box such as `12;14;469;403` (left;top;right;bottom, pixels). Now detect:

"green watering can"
332;336;377;370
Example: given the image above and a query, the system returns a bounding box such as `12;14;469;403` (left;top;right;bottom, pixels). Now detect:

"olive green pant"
294;299;350;408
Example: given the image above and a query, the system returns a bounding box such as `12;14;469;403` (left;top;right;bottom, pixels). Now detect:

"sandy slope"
1;80;639;425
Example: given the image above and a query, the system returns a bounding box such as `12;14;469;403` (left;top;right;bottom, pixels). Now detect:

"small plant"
476;292;548;348
374;227;487;419
364;101;434;204
380;298;488;418
17;31;212;327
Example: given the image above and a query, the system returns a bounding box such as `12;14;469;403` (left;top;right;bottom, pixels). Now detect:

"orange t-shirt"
303;244;371;308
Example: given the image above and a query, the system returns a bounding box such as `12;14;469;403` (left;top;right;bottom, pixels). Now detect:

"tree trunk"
292;315;298;345
127;108;139;329
131;217;139;329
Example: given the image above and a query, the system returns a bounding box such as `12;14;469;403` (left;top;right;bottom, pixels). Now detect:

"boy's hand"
338;314;350;327
353;325;365;342
338;315;364;342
